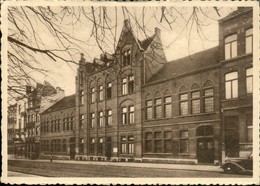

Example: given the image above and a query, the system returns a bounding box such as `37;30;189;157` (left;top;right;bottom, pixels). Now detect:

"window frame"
98;85;104;101
179;93;188;116
225;71;238;99
180;130;189;154
245;28;253;54
224;33;238;60
106;82;112;100
246;67;253;94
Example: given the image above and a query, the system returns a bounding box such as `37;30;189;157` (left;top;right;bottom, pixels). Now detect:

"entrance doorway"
69;137;75;160
106;137;112;160
196;126;214;163
224;116;239;157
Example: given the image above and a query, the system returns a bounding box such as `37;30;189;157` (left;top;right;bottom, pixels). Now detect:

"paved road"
8;159;251;178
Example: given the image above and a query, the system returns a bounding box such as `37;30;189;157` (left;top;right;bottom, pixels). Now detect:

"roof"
219;7;252;22
40;94;75;114
138;35;156;51
147;46;219;84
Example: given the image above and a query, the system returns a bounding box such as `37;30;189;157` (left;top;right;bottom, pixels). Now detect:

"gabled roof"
138;35;156;51
147;46;219;84
219;7;252;23
40;94;75;115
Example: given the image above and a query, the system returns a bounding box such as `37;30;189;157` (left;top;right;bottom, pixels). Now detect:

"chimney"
155;27;161;36
79;53;85;65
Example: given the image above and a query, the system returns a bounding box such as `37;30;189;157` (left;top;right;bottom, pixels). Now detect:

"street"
8;160;251;178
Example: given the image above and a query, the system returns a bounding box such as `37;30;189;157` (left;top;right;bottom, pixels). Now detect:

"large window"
164;131;172;153
90;138;95;154
225;34;237;60
128;75;134;94
164;96;172;118
122;78;127;95
98;137;103;153
121;75;135;95
180;130;189;153
146;100;153;120
98;111;104;127
62;139;66;152
245;28;253;54
90;113;95;128
122;49;131;66
98;85;104;101
154;132;162;153
225;72;238;99
121;106;134;125
91;87;95;103
204;88;214;112
106;110;112;126
79;114;84;130
180;93;188;115
79;138;84;154
106;82;112;99
80;90;84;105
191;91;200;114
121;135;134;154
154;98;162;118
246;68;253;94
145;132;152;153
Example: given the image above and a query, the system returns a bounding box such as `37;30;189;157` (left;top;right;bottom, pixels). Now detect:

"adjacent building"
7;103;17;156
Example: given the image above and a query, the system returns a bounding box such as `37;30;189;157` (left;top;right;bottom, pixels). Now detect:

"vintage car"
221;153;253;175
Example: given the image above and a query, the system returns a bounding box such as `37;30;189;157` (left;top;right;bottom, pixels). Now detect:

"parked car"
221;153;253;175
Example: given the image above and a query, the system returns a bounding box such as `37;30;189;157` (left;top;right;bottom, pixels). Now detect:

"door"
69;138;75;160
197;138;215;163
106;137;112;160
225;116;239;157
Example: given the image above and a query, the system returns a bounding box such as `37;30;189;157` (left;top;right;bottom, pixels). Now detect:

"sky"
9;6;235;96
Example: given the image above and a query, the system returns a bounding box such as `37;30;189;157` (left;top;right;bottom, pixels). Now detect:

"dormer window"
225;34;237;60
122;49;131;66
245;28;253;54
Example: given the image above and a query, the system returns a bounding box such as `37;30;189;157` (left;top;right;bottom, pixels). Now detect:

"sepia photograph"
1;0;259;185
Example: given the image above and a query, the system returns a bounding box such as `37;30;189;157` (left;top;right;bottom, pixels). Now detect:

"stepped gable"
147;46;220;83
41;94;75;114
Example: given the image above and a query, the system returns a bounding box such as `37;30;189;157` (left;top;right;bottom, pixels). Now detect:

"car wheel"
223;165;233;174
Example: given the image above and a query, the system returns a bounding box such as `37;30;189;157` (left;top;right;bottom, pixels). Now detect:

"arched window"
105;75;112;100
179;86;188;116
154;92;162;119
163;89;172;118
203;80;214;113
145;94;152;120
191;84;201;114
97;78;104;102
89;80;95;103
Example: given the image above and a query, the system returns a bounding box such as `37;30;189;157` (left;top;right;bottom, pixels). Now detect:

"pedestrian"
50;155;53;162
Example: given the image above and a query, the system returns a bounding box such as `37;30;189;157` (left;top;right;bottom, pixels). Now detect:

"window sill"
145;117;173;121
179;153;190;156
220;98;239;103
220;53;252;64
178;112;216;118
144;153;173;155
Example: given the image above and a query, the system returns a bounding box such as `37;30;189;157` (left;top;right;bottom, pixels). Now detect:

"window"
225;72;238;99
246;114;252;143
128;75;134;94
98;138;103;153
80;91;84;105
154;132;162;153
121;136;127;154
121;75;135;95
154;98;162;118
204;89;214;112
71;117;74;130
66;118;70;130
122;78;127;95
79;114;84;130
180;130;189;153
90;113;95;128
191;91;200;114
245;28;253;54
180;93;188;115
122;49;131;66
122;107;127;125
90;138;95;154
91;88;95;103
146;100;153;120
79;138;84;154
63;139;66;152
164;97;172;118
145;133;152;153
225;34;237;59
164;131;172;153
106;82;112;99
106;110;112;126
129;106;135;124
98;111;104;127
98;85;103;101
128;136;134;154
246;68;253;94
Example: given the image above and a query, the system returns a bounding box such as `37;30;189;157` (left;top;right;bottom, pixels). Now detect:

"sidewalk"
9;157;223;173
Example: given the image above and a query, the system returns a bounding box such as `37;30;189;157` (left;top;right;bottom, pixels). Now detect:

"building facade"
218;8;253;159
8;103;17;156
39;95;76;160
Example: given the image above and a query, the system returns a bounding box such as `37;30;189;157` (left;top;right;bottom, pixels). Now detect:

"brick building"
72;7;253;164
7;103;17;156
39;94;76;160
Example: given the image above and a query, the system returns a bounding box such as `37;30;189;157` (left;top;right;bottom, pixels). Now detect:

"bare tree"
7;5;232;103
